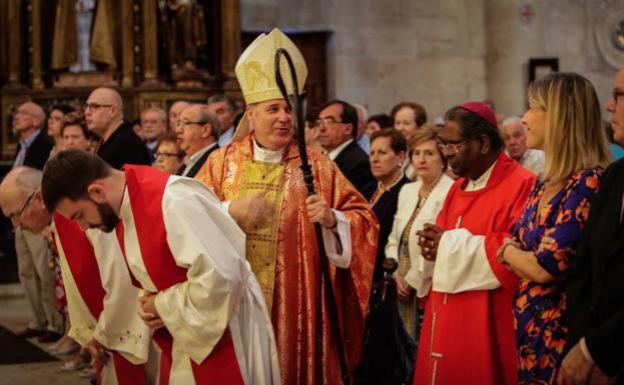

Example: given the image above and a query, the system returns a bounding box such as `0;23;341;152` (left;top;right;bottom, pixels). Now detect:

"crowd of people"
0;27;623;385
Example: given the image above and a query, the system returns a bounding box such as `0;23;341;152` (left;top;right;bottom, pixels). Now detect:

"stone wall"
242;0;623;120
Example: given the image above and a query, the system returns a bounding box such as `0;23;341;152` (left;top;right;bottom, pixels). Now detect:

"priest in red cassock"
41;150;281;385
195;28;378;384
414;102;535;385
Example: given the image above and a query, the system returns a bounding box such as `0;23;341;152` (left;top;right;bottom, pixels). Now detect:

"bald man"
0;168;155;382
84;87;151;169
12;101;53;170
501;117;545;176
168;100;190;131
0;164;62;341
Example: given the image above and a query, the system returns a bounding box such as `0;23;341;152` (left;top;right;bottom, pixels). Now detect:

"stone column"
485;0;545;116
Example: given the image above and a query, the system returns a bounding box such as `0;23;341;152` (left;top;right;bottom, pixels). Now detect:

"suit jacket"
178;144;219;178
14;130;53;170
371;175;410;281
385;174;454;297
567;158;624;379
334;140;375;199
97;122;152;170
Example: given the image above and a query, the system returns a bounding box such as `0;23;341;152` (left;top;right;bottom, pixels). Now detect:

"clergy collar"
252;137;285;163
327;138;354;160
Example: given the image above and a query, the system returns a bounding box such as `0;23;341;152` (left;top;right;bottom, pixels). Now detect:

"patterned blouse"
513;167;602;385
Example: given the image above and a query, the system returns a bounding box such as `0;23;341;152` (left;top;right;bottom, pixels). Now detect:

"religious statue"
165;0;208;72
51;0;119;72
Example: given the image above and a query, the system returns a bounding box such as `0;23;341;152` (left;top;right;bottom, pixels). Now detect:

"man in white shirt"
501;116;545;176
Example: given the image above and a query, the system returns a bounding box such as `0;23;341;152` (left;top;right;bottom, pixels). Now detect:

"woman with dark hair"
368;128;410;280
365;114;393;138
47;104;75;157
61;111;92;151
154;133;185;174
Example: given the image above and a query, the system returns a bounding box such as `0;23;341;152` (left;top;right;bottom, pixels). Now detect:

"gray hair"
141;107;167;124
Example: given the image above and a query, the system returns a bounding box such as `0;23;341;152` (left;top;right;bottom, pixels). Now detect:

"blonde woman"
497;72;611;384
385;124;454;339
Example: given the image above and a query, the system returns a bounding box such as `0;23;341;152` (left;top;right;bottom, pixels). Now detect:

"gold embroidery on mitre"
235;28;308;105
237;160;286;312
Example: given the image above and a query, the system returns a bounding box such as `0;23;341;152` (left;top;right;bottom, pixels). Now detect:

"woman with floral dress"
497;72;611;384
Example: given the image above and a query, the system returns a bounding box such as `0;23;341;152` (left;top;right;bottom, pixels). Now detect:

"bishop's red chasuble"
196;134;378;385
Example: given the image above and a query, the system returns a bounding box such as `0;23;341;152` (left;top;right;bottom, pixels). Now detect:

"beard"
94;202;119;232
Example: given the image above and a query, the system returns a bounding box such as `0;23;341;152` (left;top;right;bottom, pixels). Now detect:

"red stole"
53;213;147;385
123;165;244;385
413;152;535;385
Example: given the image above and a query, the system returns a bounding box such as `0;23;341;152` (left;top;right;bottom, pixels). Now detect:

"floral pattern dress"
513;167;602;385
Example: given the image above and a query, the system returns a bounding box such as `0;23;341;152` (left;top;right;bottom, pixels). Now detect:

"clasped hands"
229;192;336;229
416;223;444;261
138;292;164;331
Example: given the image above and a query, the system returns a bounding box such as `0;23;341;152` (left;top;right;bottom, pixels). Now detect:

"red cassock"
53;213;148;385
117;166;244;385
413;153;535;385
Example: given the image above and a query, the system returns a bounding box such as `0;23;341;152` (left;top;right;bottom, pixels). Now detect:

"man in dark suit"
560;67;624;385
9;101;63;342
174;103;220;177
84;87;151;170
317;100;375;199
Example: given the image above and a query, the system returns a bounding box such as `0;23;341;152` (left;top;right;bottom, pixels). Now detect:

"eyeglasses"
155;152;182;159
613;91;624;104
438;140;466;155
176;119;206;127
315;116;343;126
8;191;35;220
83;103;113;111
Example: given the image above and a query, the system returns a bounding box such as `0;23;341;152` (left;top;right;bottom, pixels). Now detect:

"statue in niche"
51;0;119;73
162;0;208;75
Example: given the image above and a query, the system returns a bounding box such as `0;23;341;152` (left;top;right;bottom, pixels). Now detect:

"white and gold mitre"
235;28;308;105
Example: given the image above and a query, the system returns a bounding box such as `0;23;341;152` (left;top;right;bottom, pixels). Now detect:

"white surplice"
118;176;281;385
54;226;154;385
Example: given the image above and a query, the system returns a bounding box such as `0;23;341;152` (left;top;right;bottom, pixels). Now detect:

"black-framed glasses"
83;103;113;111
438;140;466;155
9;191;35;220
315;116;343;126
613;90;624;104
155;152;183;159
176;119;206;127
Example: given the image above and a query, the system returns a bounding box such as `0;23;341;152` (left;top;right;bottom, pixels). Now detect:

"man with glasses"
560;68;624;385
84;87;151;169
413;101;535;385
7;101;62;342
174;103;220;177
317;99;375;199
0;167;154;383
